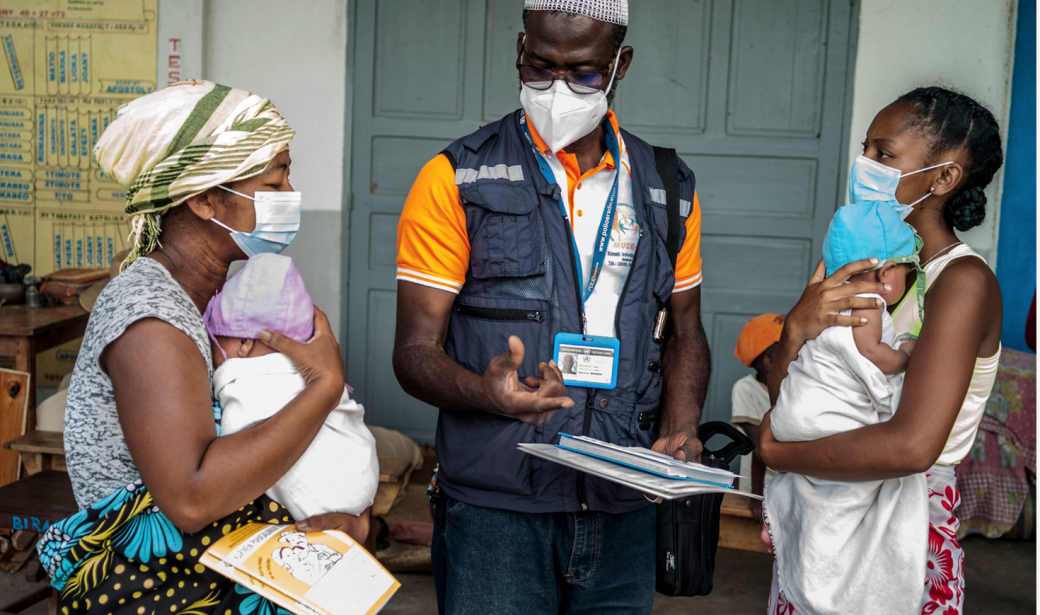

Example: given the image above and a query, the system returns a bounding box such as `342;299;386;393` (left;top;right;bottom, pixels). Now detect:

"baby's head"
847;262;913;305
204;253;314;367
823;201;921;305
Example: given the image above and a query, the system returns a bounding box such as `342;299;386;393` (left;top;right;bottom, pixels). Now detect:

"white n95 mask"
848;155;953;219
519;48;622;154
212;186;302;257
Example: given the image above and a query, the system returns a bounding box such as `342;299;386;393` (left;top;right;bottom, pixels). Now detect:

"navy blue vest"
437;110;697;514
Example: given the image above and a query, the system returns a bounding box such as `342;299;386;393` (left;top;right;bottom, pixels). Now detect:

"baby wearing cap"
205;254;378;522
763;202;928;615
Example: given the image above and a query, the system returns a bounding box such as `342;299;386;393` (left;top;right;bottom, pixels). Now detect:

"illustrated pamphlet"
199;522;400;615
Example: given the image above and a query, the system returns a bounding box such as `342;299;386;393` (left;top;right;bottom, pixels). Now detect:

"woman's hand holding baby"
259;306;345;410
784;258;891;344
296;508;372;550
768;258;892;406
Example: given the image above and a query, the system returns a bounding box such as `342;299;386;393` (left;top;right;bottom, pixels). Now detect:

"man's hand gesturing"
480;336;574;426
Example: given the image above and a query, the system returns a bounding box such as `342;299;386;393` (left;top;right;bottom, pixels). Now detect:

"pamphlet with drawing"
199;523;400;615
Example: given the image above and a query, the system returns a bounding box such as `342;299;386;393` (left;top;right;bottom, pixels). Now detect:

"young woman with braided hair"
759;86;1004;614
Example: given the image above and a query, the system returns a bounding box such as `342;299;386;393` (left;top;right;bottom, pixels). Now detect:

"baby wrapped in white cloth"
766;201;928;615
205;254;378;521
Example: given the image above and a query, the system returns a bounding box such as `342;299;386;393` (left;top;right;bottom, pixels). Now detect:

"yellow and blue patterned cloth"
38;408;295;615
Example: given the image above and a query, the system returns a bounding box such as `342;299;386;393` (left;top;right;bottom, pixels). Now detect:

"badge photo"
553;332;620;390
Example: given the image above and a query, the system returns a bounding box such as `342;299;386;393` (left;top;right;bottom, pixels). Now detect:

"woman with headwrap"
36;81;358;615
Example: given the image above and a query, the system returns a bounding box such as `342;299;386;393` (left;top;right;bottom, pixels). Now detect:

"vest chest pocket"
446;296;552;381
460;182;546;279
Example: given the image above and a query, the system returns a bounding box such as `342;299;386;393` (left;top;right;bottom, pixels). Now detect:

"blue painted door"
346;0;856;441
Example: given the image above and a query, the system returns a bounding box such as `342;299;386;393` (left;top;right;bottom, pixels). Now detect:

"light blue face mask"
848;155;953;219
212;185;302;257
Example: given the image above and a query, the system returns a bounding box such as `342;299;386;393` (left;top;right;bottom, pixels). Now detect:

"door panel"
370;136;453;195
727;0;828;136
482;2;524;120
374;0;467;118
682;154;818;218
347;0;855;441
612;0;712;134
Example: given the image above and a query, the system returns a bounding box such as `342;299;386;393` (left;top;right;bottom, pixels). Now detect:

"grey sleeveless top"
64;257;213;509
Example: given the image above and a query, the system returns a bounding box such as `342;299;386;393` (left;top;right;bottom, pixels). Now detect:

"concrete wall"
846;0;1018;264
201;0;348;339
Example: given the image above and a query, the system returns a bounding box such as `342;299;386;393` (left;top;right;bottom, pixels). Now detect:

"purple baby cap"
204;253;314;344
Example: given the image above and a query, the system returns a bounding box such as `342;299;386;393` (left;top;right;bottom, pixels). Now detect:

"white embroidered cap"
523;0;628;26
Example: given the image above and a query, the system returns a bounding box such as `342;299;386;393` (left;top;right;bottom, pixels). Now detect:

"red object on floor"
387;521;434;546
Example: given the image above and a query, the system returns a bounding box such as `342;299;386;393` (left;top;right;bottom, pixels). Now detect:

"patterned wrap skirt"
767;465;965;615
37;480;297;615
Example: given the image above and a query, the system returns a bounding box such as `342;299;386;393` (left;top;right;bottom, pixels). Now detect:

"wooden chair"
719;493;769;553
0;470;78;615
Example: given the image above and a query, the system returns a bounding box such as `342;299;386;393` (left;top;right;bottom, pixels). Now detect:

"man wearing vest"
394;1;709;612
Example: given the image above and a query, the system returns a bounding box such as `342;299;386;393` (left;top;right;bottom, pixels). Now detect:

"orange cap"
734;314;785;367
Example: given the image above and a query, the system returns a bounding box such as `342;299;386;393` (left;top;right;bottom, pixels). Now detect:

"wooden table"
719;493;769;553
5;431;65;476
0;306;88;470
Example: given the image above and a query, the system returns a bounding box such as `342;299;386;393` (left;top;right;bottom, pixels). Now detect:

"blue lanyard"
519;114;622;328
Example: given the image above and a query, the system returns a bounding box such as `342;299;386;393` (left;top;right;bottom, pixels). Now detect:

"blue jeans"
432;496;656;614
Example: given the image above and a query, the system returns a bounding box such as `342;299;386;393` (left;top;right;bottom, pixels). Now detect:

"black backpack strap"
440;149;458;171
652;146;681;270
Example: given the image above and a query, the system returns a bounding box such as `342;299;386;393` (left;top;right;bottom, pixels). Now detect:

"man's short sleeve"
673;190;703;293
396;154;470;294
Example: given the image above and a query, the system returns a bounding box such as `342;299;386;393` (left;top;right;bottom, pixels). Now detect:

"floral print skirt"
920;464;964;614
37;480;296;615
767;465;965;615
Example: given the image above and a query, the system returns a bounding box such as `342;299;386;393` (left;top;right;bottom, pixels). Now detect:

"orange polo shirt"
397;112;703;324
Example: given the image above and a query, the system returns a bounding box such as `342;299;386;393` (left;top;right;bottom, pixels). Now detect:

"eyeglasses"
516;49;616;95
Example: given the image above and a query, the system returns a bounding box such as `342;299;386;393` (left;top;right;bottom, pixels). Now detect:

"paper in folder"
518;433;762;501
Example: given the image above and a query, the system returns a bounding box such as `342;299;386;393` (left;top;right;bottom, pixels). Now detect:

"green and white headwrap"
93;80;295;268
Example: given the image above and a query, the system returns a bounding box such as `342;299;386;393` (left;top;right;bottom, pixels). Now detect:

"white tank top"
891;243;1000;465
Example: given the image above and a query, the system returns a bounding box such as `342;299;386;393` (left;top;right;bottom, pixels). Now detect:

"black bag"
654;421;755;596
650;147;755;596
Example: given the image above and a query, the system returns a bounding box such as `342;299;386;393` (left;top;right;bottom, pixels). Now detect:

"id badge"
553;332;620;390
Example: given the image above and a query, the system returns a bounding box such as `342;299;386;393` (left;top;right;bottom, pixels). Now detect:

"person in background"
731;313;783;523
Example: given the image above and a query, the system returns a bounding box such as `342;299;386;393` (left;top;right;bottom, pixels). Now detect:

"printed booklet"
557;433;738;485
200;522;400;615
519;434;762;501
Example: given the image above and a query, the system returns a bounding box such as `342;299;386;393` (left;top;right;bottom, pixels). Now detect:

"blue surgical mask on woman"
848;155;953;219
211;185;302;257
